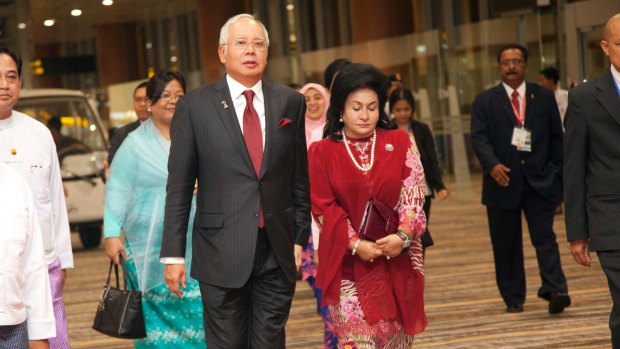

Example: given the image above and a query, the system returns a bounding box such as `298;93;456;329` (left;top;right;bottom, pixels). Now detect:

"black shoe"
506;304;524;313
548;292;571;314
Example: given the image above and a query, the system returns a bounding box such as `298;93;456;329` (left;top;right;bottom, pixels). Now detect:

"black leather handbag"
92;255;147;339
359;197;400;241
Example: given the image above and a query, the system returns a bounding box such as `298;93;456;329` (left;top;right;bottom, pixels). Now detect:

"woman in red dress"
309;63;427;348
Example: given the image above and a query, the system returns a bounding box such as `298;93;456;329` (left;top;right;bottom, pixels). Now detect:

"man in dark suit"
564;13;620;348
107;81;149;164
160;14;310;348
471;44;570;314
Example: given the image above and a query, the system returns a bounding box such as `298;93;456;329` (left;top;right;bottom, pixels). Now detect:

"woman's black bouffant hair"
146;69;186;104
323;63;390;140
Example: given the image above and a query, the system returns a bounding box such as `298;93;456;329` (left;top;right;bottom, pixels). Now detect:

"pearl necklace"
343;129;376;172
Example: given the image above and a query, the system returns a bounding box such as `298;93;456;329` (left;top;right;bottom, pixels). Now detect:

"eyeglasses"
133;97;148;104
500;59;525;67
159;92;184;103
227;39;268;50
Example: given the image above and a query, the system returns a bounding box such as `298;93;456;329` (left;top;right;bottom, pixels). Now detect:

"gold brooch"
385;144;394;151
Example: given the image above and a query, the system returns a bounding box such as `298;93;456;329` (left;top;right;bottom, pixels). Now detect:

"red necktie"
511;90;523;125
242;90;264;227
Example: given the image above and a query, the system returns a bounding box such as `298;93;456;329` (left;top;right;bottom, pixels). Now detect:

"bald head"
601;13;620;71
604;13;620;41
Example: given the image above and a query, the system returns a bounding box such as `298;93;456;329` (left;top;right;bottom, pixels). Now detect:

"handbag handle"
105;255;139;291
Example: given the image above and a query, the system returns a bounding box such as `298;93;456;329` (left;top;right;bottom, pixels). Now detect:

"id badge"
511;127;532;152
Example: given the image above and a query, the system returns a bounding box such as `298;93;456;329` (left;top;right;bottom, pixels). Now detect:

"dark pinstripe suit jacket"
471;82;564;210
161;77;311;288
564;68;620;251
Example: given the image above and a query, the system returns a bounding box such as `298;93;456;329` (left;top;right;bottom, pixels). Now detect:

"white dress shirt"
0;163;56;339
161;75;267;265
554;87;568;125
0;110;73;268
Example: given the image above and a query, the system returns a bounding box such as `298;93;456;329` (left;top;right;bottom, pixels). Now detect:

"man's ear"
218;45;226;64
601;40;610;57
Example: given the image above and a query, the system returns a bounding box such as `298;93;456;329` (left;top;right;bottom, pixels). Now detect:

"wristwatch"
396;231;412;248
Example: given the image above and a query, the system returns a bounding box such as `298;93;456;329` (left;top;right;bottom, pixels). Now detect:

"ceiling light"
71;9;82;16
17;22;26;30
102;0;113;5
43;19;55;27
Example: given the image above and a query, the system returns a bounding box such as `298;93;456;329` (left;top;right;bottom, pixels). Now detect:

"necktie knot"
512;90;519;99
243;90;255;104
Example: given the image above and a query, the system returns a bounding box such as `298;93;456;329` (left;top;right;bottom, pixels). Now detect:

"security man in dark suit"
107;81;149;164
564;13;620;348
471;44;570;314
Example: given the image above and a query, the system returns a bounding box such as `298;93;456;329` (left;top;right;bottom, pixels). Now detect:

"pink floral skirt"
329;279;415;349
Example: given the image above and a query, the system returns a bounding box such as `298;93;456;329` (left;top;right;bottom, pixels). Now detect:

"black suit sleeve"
548;92;564;177
563;89;589;241
471;94;501;173
291;96;312;247
418;123;445;192
107;127;127;164
161;97;198;258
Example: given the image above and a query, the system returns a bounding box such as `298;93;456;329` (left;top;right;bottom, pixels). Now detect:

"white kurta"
0;163;56;339
0;110;73;268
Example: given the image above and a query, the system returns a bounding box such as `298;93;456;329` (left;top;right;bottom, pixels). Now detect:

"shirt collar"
610;65;620;89
502;81;526;98
0;111;15;130
226;75;263;103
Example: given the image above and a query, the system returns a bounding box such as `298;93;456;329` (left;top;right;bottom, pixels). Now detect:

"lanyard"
511;92;526;126
614;78;620;98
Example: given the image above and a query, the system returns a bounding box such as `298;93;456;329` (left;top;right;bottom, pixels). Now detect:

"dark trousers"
597;250;620;348
486;181;568;306
199;228;296;349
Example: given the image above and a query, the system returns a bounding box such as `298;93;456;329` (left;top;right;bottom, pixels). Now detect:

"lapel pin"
221;100;229;109
385;144;394;151
10;148;16;155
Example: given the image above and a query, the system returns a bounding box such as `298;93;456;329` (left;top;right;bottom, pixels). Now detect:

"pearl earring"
339;117;343;123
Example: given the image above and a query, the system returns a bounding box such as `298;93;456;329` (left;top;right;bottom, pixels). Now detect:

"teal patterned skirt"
124;254;206;348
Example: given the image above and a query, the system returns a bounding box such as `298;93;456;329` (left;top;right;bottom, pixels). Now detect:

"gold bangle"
351;239;361;256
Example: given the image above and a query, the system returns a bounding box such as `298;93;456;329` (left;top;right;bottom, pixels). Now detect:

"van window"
15;96;106;151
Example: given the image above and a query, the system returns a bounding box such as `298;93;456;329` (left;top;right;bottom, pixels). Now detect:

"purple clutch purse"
359;198;399;241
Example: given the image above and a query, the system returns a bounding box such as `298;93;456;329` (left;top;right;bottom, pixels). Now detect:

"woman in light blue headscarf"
103;69;205;348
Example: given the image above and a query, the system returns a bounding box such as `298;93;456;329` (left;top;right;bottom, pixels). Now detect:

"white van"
15;89;108;249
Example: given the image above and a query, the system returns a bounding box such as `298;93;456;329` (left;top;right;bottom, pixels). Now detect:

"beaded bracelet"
351;239;361;256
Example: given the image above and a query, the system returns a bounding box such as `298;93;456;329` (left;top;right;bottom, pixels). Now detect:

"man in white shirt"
539;67;569;126
0;162;56;349
0;46;73;348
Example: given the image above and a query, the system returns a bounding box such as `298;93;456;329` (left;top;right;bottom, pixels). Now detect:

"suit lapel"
260;81;280;179
524;83;536;127
493;84;516;126
212;78;255;174
596;69;620;127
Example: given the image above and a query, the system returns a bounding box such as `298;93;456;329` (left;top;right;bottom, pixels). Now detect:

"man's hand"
60;269;67;290
376;234;404;258
490;164;511;187
294;244;303;271
29;339;50;349
104;237;127;265
437;189;449;201
164;264;186;297
570;239;591;267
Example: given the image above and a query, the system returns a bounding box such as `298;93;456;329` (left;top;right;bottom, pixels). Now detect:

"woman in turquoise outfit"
103;69;205;348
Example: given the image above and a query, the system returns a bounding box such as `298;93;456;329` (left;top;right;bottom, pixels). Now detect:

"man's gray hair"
218;14;270;47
